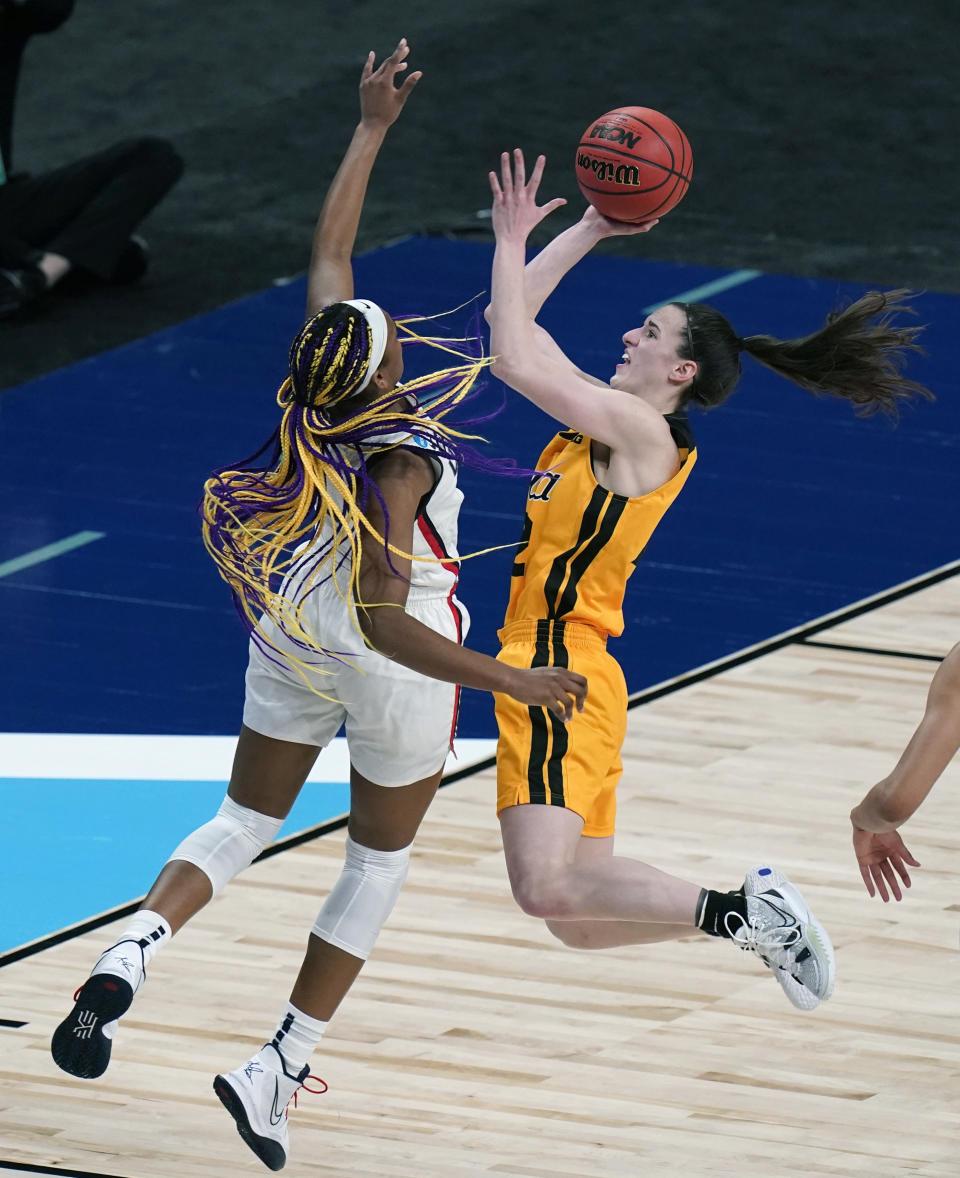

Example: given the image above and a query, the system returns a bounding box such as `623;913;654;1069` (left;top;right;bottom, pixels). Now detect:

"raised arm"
304;39;421;320
485;205;658;388
849;642;960;900
355;449;587;722
522;205;657;319
486;150;670;451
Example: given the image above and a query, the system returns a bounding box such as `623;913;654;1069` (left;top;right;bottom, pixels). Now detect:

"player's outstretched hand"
489;149;567;244
580;204;659;238
360;38;422;128
851;825;921;901
504;665;587;723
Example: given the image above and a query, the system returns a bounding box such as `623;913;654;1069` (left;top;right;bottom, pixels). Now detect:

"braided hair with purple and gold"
201;299;507;684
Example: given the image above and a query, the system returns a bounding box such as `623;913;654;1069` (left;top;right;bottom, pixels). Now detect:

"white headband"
343;298;389;392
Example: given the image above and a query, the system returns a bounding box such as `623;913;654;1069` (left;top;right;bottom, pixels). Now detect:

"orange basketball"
574;106;693;222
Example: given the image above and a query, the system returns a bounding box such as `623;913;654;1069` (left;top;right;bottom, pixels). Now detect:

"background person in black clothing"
0;0;183;318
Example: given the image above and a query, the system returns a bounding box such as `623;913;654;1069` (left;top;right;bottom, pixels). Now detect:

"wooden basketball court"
2;571;958;1178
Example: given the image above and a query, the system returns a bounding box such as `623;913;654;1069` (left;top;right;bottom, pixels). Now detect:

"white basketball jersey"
305;428;463;598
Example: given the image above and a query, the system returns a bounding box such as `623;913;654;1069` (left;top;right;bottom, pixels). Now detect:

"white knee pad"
168;795;284;897
311;835;411;960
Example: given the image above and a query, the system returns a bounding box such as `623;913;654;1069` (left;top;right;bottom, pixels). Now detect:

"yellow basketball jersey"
503;414;697;637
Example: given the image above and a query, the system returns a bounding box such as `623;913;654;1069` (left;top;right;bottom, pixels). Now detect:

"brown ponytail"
676;289;932;418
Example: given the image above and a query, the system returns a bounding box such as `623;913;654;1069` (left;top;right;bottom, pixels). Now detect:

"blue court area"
1;238;958;954
0;775;350;954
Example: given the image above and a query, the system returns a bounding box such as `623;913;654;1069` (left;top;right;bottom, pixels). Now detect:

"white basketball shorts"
242;584;469;787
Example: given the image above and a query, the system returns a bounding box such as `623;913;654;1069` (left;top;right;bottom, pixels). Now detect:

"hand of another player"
580;204;659;239
489;149;567;243
359;38;422;128
505;665;587;722
851;824;920;901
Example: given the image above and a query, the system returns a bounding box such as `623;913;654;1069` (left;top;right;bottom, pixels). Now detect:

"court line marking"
0;734;495;780
0;1163;131;1178
0;531;105;580
643;268;762;312
0;581;209;611
4;556;957;973
798;639;944;663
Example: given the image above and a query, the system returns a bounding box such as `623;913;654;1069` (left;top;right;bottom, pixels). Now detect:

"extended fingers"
368;38;410;79
881;857;904;901
889;854;913;890
499;151;514;197
387;37;409;65
859;862;875;897
870;863;890;902
513;147;526;190
398;70;422;98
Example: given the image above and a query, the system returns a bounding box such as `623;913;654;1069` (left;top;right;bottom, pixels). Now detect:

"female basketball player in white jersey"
485;149;933;1013
51;49;584;1172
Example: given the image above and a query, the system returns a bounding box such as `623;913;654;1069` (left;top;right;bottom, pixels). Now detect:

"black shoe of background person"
0;263;48;319
108;235;149;285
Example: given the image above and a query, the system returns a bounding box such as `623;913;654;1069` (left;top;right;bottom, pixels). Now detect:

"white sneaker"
51;940;146;1078
732;865;835;1009
214;1043;310;1171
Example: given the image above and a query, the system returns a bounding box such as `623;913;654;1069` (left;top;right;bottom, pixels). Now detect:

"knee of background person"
112;136;185;185
509;868;578;921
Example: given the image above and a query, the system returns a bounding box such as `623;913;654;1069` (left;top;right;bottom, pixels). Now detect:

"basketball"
574;106;693;223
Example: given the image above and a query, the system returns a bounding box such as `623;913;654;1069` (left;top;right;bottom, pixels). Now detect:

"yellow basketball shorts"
494;619;628;838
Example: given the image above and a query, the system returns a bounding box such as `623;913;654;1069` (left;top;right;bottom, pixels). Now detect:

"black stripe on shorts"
544;622;569;807
525;625;552;805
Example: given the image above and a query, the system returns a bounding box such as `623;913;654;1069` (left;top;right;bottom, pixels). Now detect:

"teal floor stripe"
0;531;106;579
644;269;762;312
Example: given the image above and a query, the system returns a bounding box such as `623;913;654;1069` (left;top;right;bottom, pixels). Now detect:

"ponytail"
677;289;932;417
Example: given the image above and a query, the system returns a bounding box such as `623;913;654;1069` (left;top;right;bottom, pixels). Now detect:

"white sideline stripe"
0;530;106;579
0;733;497;781
625;554;960;705
643;268;762;313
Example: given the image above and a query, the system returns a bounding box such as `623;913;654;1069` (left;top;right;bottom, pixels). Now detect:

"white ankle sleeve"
168;795;283;897
311;835;411;960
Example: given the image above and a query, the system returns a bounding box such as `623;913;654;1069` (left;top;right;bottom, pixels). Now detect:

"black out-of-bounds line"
625;558;960;712
798;638;945;662
4;559;958;973
0;1163;134;1178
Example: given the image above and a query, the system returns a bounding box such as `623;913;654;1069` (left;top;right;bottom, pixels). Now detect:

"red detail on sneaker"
292;1075;328;1108
73;986;83;1001
103;981;119;991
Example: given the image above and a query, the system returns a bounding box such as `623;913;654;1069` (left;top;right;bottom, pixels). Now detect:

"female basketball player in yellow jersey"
486;149;933;1011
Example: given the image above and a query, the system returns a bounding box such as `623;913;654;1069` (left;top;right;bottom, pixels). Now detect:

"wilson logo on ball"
575;105;693;223
576;152;641;187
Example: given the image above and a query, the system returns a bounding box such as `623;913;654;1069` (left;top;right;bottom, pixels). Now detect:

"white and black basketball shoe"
214;1042;315;1171
51;940;146;1078
731;864;835;1009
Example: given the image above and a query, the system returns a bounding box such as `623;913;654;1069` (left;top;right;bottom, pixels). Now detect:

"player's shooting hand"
580;204;659;239
851;824;921;901
505;665;587;723
489;149;567;243
360;38;422;128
